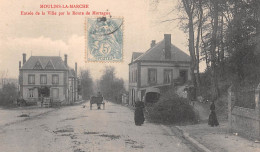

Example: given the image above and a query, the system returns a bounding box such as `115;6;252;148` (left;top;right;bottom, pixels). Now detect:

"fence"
228;84;260;139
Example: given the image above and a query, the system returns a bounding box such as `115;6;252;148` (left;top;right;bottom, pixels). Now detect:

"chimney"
164;34;171;60
64;54;67;66
150;40;156;48
19;61;21;69
22;53;26;65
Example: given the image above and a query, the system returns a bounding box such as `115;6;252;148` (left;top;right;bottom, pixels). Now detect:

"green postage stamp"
86;17;123;62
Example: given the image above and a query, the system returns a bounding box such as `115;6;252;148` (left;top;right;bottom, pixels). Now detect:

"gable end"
33;60;43;69
45;60;55;70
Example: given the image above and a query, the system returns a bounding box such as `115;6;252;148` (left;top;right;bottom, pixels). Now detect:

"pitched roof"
133;40;190;62
21;56;68;70
131;52;143;62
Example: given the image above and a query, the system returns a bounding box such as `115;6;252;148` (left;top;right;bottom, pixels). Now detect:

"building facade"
129;34;191;106
18;54;79;105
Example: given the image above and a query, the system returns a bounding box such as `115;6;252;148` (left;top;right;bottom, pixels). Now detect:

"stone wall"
228;85;260;139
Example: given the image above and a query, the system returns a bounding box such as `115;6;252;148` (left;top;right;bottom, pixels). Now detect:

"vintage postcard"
0;0;260;152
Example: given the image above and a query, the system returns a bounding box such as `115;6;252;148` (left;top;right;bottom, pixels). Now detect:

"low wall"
228;86;260;139
231;106;259;138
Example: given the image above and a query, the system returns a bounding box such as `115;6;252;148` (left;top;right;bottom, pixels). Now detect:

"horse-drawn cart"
90;96;105;110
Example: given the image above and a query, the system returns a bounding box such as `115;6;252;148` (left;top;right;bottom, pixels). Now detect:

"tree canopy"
98;66;126;104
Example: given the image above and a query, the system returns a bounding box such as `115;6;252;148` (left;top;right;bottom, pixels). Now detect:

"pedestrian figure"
97;92;103;110
208;101;219;127
97;92;102;97
134;101;145;126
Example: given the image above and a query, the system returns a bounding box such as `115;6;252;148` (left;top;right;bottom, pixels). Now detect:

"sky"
0;0;198;82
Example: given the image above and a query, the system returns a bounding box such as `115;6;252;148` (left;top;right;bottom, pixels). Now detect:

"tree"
80;69;94;100
99;66;126;103
0;83;18;106
181;0;197;91
154;0;260;101
225;0;260;84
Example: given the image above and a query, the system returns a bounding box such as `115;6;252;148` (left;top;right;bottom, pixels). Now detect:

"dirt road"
0;101;194;152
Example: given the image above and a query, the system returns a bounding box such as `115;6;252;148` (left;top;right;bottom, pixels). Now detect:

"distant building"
18;53;79;104
128;34;191;106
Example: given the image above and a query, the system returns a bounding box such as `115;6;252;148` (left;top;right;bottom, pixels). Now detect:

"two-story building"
129;34;191;106
18;54;79;105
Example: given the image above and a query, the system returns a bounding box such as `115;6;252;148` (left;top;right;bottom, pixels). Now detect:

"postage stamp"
86;17;123;62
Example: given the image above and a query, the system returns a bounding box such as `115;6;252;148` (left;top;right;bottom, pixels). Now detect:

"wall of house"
129;61;190;106
22;86;65;101
129;63;139;106
21;70;67;102
128;87;138;106
22;70;65;85
129;63;138;87
140;62;190;88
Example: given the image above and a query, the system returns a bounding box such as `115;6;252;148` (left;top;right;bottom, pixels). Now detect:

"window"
40;75;47;84
52;88;59;99
28;88;34;98
52;75;59;84
148;69;157;84
164;69;172;83
28;74;35;84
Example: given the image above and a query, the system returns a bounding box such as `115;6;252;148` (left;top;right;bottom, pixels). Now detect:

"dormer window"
45;60;54;69
33;61;43;69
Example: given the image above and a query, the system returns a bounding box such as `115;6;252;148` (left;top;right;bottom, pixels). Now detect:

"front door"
52;88;59;100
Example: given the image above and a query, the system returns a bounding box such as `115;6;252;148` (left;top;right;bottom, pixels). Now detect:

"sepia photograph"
0;0;260;151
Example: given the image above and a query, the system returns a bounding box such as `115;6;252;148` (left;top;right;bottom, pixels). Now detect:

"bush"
0;83;18;106
145;89;197;124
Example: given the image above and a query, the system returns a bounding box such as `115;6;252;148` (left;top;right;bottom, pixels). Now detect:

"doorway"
38;86;50;98
179;70;188;83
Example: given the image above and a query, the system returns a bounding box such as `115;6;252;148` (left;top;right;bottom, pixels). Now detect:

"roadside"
0;106;55;128
0;100;87;128
0;100;193;152
124;101;203;152
139;85;260;152
175;100;260;152
176;122;260;152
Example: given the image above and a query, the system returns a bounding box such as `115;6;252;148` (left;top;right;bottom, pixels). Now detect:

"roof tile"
21;56;68;70
133;40;190;62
